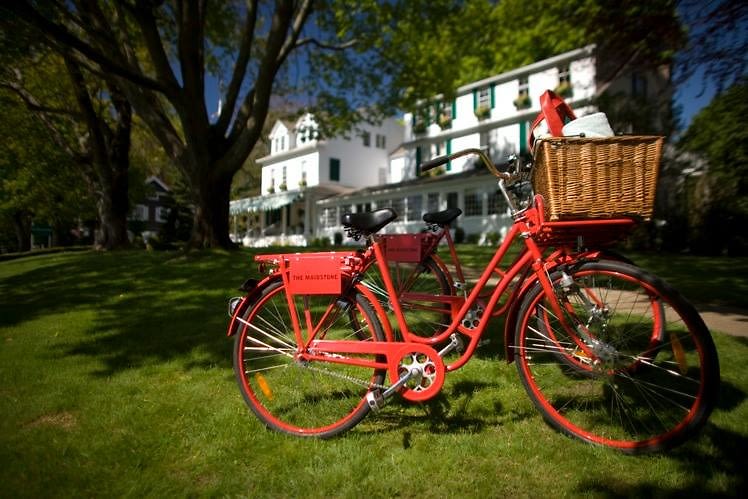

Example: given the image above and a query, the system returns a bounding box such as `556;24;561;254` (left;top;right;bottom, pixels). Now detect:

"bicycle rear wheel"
362;255;452;340
514;260;719;453
233;279;386;438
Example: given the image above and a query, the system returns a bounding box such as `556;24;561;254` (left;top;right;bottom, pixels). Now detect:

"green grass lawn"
1;248;747;497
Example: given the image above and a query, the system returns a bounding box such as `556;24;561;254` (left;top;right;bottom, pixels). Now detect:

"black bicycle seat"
423;208;462;226
341;208;398;236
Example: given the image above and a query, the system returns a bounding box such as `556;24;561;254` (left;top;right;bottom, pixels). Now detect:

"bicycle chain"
296;358;389;391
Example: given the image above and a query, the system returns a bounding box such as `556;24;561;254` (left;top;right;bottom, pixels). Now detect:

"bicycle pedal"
366;390;384;412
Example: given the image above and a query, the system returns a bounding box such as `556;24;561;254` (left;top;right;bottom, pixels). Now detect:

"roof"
145;176;170;192
318;166;494;205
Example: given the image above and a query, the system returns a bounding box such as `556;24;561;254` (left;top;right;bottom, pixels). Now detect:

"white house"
230;113;403;246
231;44;671;246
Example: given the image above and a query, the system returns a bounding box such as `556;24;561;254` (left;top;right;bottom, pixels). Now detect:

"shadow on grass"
358;378;538;437
573;423;747;497
0;250;252;376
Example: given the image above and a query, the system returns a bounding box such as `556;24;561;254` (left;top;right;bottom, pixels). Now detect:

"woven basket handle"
529;90;577;151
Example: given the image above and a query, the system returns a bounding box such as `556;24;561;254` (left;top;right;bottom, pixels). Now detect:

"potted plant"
438;113;452;129
554;81;573;98
412;121;427;135
298;179;307;189
513;93;531;110
279;182;287;191
267;186;275;194
474;105;490;120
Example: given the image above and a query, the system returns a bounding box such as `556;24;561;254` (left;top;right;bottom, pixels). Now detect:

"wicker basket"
532;136;664;221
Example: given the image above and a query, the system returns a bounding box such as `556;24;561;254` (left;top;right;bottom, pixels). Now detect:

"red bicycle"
227;148;720;453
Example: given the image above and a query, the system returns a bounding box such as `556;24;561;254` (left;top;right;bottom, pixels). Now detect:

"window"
339;204;352;223
329;158;340;181
376;134;387;149
487;190;506;215
632;72;648;98
356;202;372;213
406;195;423;221
390;198;405;217
556;66;573;98
427;193;440;213
477;87;490;109
282;166;287;184
156;206;170;223
362;131;371;147
378;167;387;184
322;207;337;228
518;76;529;98
464;189;483;216
132;204;148;222
446;192;458;210
300;162;307;184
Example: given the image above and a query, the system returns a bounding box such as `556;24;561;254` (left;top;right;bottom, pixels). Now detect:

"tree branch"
0;81;83;118
2;74;81;161
215;0;259;136
294;37;358;51
276;0;314;66
11;1;169;94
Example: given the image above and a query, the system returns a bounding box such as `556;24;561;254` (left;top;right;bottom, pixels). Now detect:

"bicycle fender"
226;275;278;337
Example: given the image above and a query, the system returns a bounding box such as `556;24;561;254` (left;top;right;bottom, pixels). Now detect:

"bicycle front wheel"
233;280;386;438
514;260;719;453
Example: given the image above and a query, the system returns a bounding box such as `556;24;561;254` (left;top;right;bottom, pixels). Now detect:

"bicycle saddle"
341;208;398;236
422;208;462;226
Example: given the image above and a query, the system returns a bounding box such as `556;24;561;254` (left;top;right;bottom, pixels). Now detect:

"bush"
333;232;344;245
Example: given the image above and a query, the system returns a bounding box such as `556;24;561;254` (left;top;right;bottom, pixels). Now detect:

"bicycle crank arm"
309;339;446;403
366;367;419;411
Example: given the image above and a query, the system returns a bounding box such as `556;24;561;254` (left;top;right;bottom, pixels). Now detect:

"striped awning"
229;190;302;215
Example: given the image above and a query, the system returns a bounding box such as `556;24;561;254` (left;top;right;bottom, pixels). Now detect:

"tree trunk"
190;171;235;249
94;185;130;250
12;210;32;252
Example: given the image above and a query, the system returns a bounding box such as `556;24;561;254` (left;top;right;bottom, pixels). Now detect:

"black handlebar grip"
419;155;449;173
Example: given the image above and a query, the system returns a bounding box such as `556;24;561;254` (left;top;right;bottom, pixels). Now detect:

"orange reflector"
669;332;688;374
255;373;273;400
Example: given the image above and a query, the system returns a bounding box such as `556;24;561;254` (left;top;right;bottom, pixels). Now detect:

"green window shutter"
446;139;452;171
519;122;527;155
490;84;496;108
452;99;457;119
415;146;422;175
472;89;477;110
330;158;340;181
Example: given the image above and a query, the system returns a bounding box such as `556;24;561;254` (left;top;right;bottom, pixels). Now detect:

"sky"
676;70;717;129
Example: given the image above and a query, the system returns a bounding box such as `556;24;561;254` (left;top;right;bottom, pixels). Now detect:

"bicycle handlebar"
420;148;513;181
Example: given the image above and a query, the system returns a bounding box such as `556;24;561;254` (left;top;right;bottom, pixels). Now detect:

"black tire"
233;279;386;438
513;260;720;453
